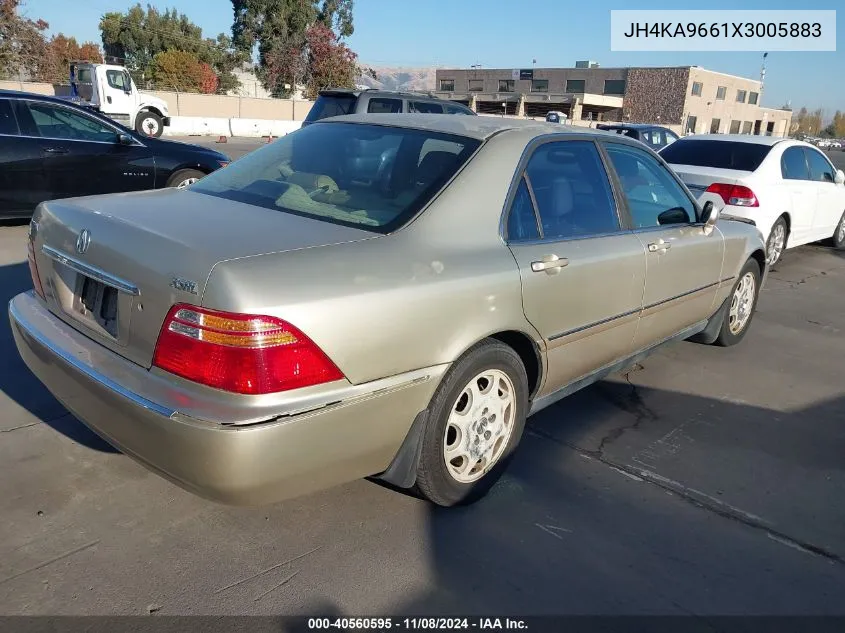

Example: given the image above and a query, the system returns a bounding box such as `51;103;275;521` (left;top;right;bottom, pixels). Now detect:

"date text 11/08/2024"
307;618;528;630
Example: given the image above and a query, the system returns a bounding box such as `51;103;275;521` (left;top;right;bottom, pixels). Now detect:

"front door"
804;147;845;238
13;99;155;202
99;68;136;127
505;139;646;396
601;141;725;351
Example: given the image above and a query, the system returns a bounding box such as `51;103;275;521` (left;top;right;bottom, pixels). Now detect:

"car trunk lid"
669;165;753;198
31;188;378;368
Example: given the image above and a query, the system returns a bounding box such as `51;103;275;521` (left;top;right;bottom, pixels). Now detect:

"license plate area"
76;275;119;338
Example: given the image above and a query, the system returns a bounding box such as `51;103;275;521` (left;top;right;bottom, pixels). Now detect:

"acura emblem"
76;229;91;255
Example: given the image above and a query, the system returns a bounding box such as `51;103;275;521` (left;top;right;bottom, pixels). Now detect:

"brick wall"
623;68;689;125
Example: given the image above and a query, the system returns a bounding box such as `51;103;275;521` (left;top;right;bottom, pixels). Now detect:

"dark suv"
303;89;476;126
596;123;679;151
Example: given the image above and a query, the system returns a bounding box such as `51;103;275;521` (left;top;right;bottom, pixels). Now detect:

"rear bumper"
9;291;442;505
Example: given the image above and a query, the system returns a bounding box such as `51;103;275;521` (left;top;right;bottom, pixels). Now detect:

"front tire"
765;217;788;267
415;340;529;507
166;169;205;189
713;259;761;347
833;211;845;250
136;111;163;138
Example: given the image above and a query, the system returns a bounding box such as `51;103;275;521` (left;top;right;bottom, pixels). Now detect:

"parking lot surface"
1;143;844;616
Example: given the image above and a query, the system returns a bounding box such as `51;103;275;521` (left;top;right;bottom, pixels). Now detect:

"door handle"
531;254;569;273
42;147;68;155
647;239;671;253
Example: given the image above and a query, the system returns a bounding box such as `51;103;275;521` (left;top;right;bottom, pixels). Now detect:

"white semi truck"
64;62;171;137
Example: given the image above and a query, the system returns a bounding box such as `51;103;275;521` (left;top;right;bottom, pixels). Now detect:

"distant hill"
357;66;437;92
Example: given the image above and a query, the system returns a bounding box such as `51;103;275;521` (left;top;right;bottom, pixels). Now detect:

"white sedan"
660;135;845;265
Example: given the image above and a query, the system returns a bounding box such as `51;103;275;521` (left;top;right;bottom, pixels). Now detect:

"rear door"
505;139;646;395
14;99;155;200
0;98;47;215
601;141;724;350
804;147;845;238
779;146;818;244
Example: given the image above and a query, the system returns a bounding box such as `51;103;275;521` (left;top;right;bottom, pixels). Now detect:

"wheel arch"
376;329;544;490
136;104;165;121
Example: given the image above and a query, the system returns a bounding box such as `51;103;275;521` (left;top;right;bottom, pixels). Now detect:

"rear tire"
833;211;845;250
765;217;788;267
713;259;761;347
167;169;205;189
136;111;163;138
415;340;529;507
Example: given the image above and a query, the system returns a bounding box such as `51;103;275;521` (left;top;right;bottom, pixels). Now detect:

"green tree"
231;0;355;92
832;111;845;138
100;4;241;92
0;0;51;81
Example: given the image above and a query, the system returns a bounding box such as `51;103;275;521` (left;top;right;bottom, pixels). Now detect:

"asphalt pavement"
0;141;844;616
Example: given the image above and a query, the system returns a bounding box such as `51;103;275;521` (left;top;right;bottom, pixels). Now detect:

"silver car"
10;114;767;507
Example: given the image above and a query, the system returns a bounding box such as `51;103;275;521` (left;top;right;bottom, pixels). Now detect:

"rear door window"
780;147;810;180
443;103;474;115
659;139;771;171
304;94;358;123
409;101;444;113
367;98;403;113
524;140;620;240
0;100;19;135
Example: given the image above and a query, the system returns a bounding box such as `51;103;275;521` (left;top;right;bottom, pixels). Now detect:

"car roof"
321;88;447;101
319;113;625;141
599;123;663;130
677;134;788;147
0;89;74;104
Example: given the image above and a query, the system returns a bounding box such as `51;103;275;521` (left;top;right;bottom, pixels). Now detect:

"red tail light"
152;304;344;394
27;237;45;300
705;183;759;207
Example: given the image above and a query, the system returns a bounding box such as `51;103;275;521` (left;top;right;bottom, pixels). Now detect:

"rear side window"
0;100;18;135
524;141;619;240
659;139;771;171
409;101;443;113
304;94;358;123
189;122;481;234
804;149;835;183
444;103;474;115
367;98;402;113
781;147;809;180
506;178;540;241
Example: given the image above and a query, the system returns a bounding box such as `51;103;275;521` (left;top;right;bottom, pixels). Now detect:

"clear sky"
19;0;844;114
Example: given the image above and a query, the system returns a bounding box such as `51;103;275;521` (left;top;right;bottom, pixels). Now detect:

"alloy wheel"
728;272;756;335
766;223;785;265
443;369;516;484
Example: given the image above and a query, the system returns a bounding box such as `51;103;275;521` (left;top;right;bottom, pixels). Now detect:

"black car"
302;89;476;126
0;90;230;218
596;123;680;151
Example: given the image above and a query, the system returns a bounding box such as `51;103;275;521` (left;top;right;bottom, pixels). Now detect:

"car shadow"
0;262;118;453
302;384;845;617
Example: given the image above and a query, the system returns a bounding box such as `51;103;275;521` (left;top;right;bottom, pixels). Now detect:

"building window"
736;90;747;103
468;79;483;92
604;79;626;95
685;115;698;134
566;79;585;93
439;79;455;91
716;86;726;100
498;79;514;92
741;121;753;134
729;120;741;134
710;118;721;134
691;82;703;96
749;91;759;105
531;79;549;93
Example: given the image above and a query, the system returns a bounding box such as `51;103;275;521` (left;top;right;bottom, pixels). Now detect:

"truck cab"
68;63;171;138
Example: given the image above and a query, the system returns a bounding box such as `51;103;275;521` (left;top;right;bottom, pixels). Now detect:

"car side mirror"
701;200;719;235
117;133;134;146
835;169;845;185
657;207;691;225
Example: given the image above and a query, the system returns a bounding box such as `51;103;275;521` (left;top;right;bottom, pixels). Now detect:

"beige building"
434;64;792;137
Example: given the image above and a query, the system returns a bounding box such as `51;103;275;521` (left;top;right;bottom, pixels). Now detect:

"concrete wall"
0;80;314;122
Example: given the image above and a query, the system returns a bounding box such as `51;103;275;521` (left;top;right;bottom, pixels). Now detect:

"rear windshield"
660;139;771;171
598;126;638;139
304;94;358;122
190;122;481;233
